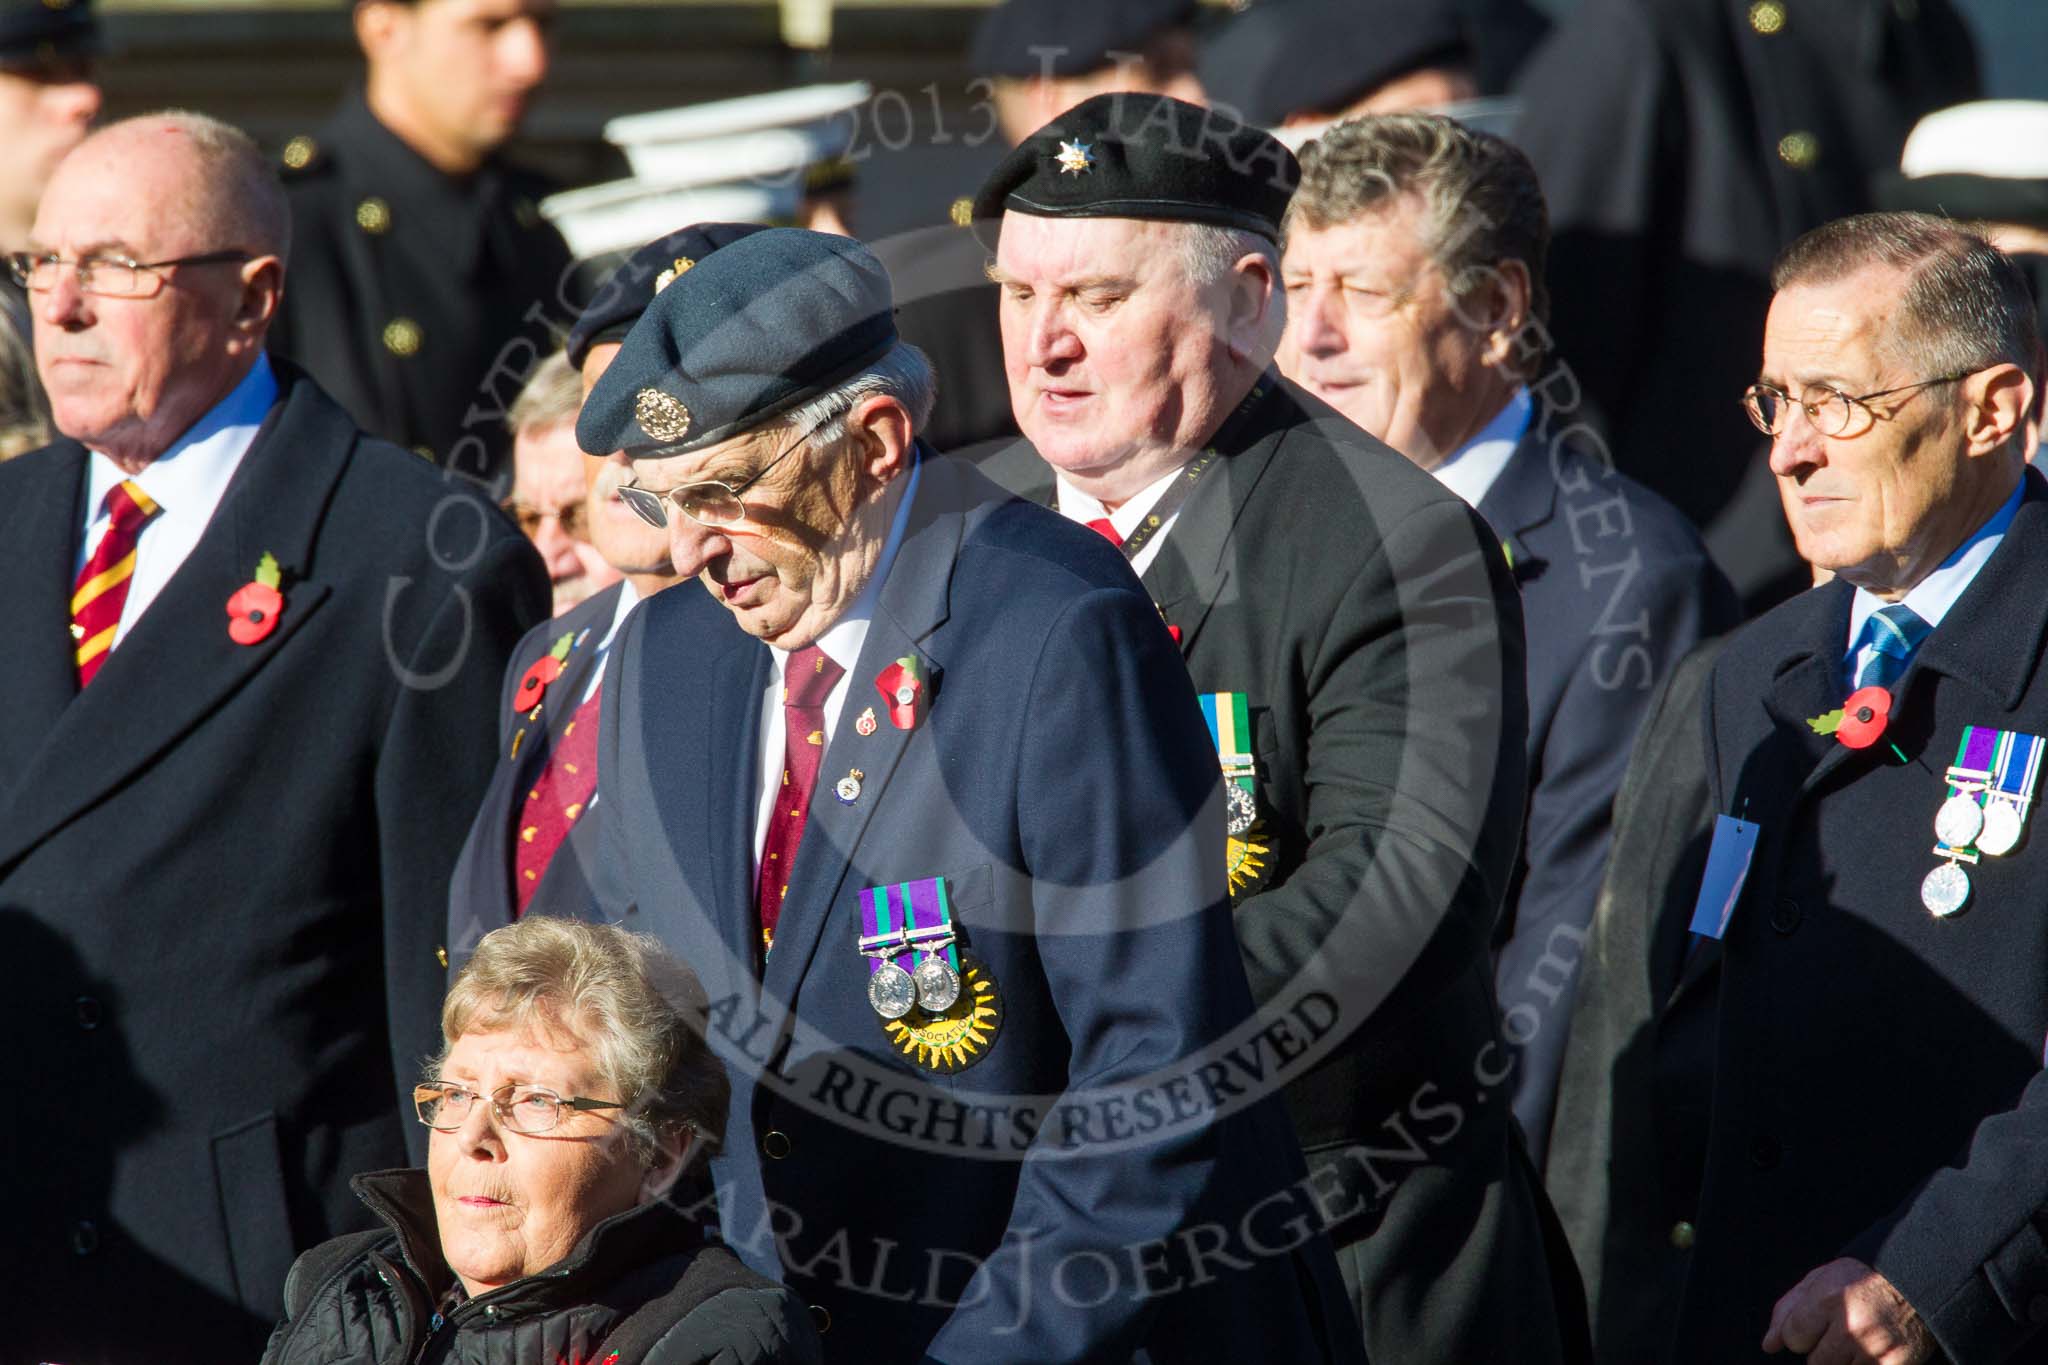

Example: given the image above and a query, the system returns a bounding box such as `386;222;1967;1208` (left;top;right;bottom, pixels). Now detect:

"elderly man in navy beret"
576;227;1361;1364
972;93;1590;1361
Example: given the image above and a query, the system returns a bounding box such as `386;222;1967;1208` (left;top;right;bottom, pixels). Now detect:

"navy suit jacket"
445;580;623;973
595;450;1361;1365
1480;432;1737;1168
1683;467;2048;1363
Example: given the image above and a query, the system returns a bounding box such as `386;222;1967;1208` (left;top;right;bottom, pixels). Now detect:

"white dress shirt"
1843;477;2023;687
752;454;922;869
580;578;641;706
1429;387;1531;510
1054;459;1193;577
75;355;279;653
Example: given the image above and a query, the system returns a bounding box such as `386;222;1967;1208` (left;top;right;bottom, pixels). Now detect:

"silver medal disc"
1934;793;1985;849
913;954;962;1012
867;962;917;1019
1977;799;2024;856
1920;861;1971;918
1225;784;1257;837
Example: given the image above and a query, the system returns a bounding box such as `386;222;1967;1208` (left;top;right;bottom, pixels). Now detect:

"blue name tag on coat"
1689;814;1761;940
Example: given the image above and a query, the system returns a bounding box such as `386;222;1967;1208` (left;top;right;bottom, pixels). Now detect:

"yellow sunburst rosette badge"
1226;823;1270;897
1200;692;1268;896
884;955;1004;1074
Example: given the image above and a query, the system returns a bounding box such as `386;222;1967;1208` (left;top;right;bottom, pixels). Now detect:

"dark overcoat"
0;368;547;1364
593;450;1363;1365
1685;468;2048;1363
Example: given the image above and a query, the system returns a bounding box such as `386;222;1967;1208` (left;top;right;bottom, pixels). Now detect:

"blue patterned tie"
1851;603;1932;691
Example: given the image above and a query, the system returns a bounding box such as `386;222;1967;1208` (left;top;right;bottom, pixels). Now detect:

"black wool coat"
1684;468;2048;1363
0;367;548;1364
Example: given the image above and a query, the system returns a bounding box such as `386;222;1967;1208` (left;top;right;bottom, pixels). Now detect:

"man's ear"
846;394;914;489
354;0;406;62
231;256;285;353
1225;250;1278;366
1471;259;1534;372
1962;361;2034;459
637;1128;691;1205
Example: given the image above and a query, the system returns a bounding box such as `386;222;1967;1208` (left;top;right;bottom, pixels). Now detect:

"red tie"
1085;516;1121;547
756;644;844;952
512;686;602;914
72;480;161;688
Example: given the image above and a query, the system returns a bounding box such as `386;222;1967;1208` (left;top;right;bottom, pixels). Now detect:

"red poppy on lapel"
226;552;285;645
875;656;924;730
512;631;576;713
1834;685;1893;750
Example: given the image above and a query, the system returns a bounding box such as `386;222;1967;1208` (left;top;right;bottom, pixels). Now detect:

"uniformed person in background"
0;0;99;460
272;0;572;489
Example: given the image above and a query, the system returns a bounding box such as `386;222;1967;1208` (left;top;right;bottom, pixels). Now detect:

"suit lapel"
1475;430;1559;578
0;376;345;872
0;444;88;787
761;452;959;1004
1751;582;1857;803
704;637;773;970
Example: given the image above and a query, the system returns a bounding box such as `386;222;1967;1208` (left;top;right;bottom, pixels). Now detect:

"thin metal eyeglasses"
505;499;589;540
413;1081;624;1135
617;419;823;531
1742;372;1974;438
6;250;256;300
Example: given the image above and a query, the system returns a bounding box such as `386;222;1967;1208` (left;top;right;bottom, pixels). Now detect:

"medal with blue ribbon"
1200;692;1268;895
858;876;1001;1072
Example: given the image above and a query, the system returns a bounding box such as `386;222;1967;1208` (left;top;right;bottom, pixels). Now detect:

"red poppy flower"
513;654;563;712
1834;685;1893;749
226;581;284;645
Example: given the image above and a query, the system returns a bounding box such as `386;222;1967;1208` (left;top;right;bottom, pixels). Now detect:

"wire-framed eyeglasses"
7;250;256;300
1742;372;1974;438
413;1081;624;1135
617;419;824;531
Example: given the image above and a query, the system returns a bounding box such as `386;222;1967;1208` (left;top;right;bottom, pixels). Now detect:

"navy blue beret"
1198;0;1470;127
564;223;769;370
969;0;1196;78
971;93;1299;243
0;0;96;64
576;228;898;459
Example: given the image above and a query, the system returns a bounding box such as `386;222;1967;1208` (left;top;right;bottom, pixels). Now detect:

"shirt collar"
1054;458;1191;539
84;354;279;526
770;447;922;680
1845;475;2025;660
597;578;640;653
1430;388;1531;510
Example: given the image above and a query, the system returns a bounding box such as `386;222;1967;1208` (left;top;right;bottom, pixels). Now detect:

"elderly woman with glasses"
260;917;821;1364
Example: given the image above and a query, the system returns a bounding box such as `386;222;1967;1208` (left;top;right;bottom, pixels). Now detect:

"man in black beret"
444;224;760;970
578;226;1362;1364
0;0;99;459
974;92;1591;1361
271;0;572;489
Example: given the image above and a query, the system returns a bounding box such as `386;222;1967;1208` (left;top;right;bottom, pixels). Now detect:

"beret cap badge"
1055;139;1095;176
653;257;695;293
635;389;692;443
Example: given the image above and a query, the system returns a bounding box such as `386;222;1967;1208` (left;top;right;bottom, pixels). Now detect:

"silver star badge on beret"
1055;140;1095;176
635;389;692;443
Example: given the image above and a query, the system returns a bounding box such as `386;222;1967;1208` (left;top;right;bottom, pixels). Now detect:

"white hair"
781;340;939;445
1174;223;1285;358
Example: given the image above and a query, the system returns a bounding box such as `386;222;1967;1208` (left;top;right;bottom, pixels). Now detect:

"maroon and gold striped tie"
72;480;161;687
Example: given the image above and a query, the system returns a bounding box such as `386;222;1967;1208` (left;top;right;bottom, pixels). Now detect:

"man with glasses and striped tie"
1677;212;2048;1365
0;111;545;1363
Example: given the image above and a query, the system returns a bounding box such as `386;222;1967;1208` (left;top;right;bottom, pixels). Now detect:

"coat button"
72;1219;98;1255
1748;1;1786;33
280;135;317;170
762;1130;792;1160
808;1304;831;1333
355;196;392;234
1769;900;1801;934
74;995;102;1030
382;318;423;357
1750;1134;1782;1169
1669;1220;1697;1250
1777;131;1819;170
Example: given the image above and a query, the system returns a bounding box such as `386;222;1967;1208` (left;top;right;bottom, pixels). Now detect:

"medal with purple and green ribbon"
859;876;961;1019
1199;692;1258;836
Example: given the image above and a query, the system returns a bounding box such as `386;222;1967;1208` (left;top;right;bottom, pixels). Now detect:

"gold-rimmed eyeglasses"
6;249;255;300
413;1081;624;1135
617;419;824;531
1742;372;1974;438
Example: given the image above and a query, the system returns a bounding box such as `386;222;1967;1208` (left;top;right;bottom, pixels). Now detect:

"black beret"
577;228;898;459
969;0;1196;78
564;222;770;371
970;93;1299;243
1199;0;1470;127
0;0;96;65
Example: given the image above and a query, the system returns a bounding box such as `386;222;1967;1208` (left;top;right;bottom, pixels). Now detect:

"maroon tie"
756;644;844;952
1085;516;1121;546
512;686;602;914
72;480;161;687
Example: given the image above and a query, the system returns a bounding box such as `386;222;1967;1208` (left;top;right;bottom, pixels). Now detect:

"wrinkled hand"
1763;1258;1934;1364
